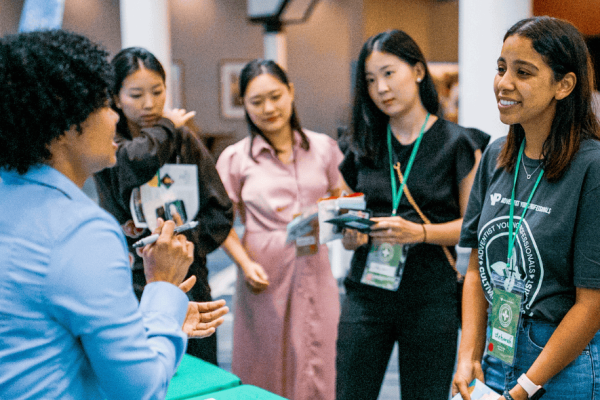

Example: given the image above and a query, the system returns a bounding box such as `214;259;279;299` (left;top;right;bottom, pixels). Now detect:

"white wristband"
517;373;543;397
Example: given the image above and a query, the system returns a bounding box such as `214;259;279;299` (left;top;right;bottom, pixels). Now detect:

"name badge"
360;242;408;291
486;273;525;365
296;218;319;257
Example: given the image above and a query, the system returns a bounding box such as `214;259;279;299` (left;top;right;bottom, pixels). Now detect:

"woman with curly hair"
0;29;227;400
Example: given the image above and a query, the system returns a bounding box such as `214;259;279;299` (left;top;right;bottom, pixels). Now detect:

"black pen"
132;221;199;248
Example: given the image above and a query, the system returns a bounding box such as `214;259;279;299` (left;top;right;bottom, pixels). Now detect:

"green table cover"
186;385;288;399
166;354;241;400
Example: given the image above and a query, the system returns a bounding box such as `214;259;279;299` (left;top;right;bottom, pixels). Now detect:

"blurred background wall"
1;0;598;157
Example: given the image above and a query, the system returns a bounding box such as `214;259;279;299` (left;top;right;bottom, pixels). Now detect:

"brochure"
325;210;374;233
286;208;319;244
130;164;199;232
451;379;501;400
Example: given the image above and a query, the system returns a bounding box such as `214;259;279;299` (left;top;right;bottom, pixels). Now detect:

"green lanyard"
507;141;544;270
387;113;430;216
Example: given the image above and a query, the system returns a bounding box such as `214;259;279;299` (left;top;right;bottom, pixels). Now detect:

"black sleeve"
444;122;488;184
181;130;234;258
573;161;600;288
467;127;491;152
93;119;181;224
454;132;478;184
459;138;503;248
339;147;359;192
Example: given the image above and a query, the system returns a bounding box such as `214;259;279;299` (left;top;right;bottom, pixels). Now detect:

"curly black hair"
0;29;113;174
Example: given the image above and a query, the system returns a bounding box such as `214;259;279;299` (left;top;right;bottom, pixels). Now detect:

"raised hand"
163;108;196;129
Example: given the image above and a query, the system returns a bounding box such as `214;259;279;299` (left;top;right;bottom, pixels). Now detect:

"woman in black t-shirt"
335;30;488;400
453;17;600;400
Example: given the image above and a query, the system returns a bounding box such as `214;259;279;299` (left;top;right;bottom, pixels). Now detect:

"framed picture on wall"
219;60;248;119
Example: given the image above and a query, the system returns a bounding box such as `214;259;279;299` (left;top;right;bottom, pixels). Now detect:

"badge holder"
485;271;526;366
294;214;319;257
361;115;428;292
360;242;410;291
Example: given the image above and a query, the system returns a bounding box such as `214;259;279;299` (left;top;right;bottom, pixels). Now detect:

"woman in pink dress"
216;59;343;400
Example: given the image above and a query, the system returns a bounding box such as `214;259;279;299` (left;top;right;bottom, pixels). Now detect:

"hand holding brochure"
451;379;500;400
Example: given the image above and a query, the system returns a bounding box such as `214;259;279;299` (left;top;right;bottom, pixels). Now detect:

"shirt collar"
250;130;303;159
0;164;86;201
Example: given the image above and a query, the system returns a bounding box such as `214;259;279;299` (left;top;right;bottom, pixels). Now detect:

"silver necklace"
522;157;542;180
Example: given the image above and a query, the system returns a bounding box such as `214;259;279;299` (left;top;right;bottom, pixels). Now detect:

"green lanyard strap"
507;141;544;271
387;113;430;216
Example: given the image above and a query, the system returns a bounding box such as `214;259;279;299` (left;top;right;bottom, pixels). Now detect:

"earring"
417;78;422;83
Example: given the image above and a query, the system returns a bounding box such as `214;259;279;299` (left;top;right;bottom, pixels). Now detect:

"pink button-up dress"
216;130;342;400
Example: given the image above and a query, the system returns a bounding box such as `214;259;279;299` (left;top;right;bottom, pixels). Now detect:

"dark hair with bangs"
497;16;600;181
111;47;166;136
0;30;113;174
347;30;440;167
238;59;309;162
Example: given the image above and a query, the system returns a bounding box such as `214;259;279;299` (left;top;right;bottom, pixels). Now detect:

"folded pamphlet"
317;193;367;244
325;211;375;233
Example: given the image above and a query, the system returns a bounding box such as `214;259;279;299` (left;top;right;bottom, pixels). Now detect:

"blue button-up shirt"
0;166;189;399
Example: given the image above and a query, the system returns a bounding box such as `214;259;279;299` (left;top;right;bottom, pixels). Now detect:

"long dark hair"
348;30;440;167
497;16;600;181
239;59;309;162
111;47;166;136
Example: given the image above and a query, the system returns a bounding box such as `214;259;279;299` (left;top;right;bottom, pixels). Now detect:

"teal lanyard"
507;141;544;270
387;113;430;216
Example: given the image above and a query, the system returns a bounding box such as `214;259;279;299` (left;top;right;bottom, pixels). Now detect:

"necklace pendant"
526;173;532;180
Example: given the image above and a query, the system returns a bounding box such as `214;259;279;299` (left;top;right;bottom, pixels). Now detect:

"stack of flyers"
451;379;501;400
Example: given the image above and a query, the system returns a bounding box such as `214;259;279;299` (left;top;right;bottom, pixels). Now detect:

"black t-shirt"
460;137;600;323
340;118;486;289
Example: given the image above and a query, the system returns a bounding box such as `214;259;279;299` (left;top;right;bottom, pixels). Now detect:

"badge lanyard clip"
486;141;543;365
360;114;430;291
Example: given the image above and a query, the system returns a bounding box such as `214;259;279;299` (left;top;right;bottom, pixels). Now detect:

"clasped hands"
341;216;425;251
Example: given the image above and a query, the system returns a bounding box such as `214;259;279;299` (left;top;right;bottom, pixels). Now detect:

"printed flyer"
130;164;199;232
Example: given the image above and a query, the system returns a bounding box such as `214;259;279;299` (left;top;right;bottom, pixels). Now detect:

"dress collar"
250;130;303;159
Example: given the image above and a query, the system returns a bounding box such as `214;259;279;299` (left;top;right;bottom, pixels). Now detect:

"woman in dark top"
454;17;600;400
93;47;233;365
336;30;488;400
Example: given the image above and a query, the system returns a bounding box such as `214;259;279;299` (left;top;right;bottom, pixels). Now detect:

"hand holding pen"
133;221;199;248
140;219;195;286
